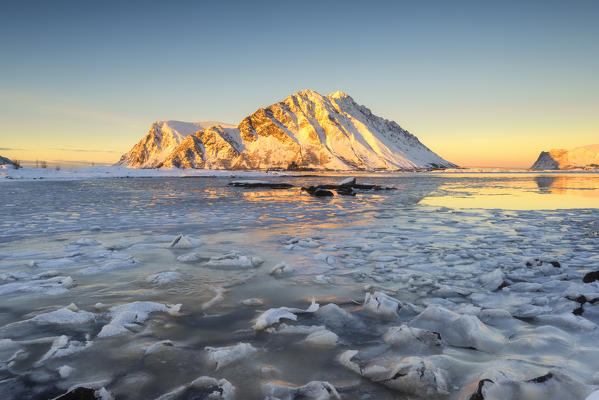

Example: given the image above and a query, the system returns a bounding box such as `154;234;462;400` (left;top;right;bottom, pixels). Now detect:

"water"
1;173;598;399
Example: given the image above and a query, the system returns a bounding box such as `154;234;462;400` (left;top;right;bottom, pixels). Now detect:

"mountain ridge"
531;144;599;170
118;90;455;170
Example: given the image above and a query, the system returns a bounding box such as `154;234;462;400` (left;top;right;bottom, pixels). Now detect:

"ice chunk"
0;275;74;296
338;351;448;397
535;313;597;331
146;271;183;285
205;342;257;370
410;305;506;353
338;177;356;186
480;269;505;291
169;234;203;249
30;305;95;325
270;262;295;277
98;301;181;338
80;256;140;275
57;365;73;378
253;298;320;330
362;291;402;320
35;335;91;366
263;380;340;400
202;252;264;268
383;325;443;349
143;340;174;355
176;252;205;263
155;376;235;400
303;329;338;347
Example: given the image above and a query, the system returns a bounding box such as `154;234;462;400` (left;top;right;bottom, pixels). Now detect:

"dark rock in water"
583;270;599;283
525;258;560;268
228;181;294;189
314;189;334;197
301;186;334;197
526;372;553;383
302;178;394;197
468;379;494;400
53;387;98;400
566;295;588;304
573;305;584;316
497;281;510;290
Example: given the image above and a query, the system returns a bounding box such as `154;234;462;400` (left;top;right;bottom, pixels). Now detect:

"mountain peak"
119;91;455;170
328;90;350;99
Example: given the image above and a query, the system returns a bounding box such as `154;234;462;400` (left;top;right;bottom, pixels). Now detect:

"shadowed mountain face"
0;155;15;167
118;90;455;171
531;145;599;170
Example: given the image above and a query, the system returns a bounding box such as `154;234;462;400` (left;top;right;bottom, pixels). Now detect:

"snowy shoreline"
1;165;599;182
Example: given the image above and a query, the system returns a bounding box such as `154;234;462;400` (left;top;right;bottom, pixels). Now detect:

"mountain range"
531;144;599;170
117;90;455;170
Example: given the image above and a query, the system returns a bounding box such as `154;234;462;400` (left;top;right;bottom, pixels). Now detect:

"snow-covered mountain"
117;121;235;168
118;90;455;170
0;155;15;167
531;144;599;170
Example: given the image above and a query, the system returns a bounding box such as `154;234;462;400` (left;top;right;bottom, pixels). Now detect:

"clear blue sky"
1;0;597;167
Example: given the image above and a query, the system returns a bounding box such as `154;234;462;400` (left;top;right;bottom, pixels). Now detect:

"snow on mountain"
0;155;16;168
119;90;455;170
117;120;235;168
531;144;599;170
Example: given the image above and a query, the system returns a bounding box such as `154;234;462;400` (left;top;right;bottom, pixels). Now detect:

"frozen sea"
1;172;599;399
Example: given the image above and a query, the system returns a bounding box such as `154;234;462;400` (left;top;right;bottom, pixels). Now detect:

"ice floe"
205;342;257;370
202;252;264;269
263;380;340;400
97;301;181;337
410;305;506;352
155;376;235;400
253;298;320;330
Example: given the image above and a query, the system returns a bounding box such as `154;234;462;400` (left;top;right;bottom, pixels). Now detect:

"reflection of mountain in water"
534;176;556;193
534;175;599;198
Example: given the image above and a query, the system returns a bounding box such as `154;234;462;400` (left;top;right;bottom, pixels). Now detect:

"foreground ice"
1;173;599;399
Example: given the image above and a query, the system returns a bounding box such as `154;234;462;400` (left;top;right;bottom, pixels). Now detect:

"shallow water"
1;173;599;399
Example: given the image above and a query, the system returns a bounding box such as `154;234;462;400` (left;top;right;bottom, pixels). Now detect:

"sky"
1;0;597;168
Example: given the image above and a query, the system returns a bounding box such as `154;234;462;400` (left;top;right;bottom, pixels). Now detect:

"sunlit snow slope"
531;144;599;170
119;90;455;170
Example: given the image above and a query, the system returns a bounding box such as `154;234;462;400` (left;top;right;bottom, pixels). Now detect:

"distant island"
117;90;456;171
531;144;599;170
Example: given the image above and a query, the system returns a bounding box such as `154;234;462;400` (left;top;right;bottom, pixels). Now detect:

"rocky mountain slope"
531;144;599;170
0;155;15;167
117;121;235;168
118;90;455;170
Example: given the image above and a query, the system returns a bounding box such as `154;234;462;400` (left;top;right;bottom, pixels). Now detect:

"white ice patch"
176;252;205;263
410;305;506;353
202;252;264;269
79;256;141;275
146;271;183;285
34;335;91;366
383;325;443;349
480;269;505;291
205;342;257;370
263;380;340;400
270;262;295;277
303;329;338;347
253;298;320;330
29;305;95;325
0;274;74;296
362;291;402;320
97;301;181;338
169;234;203;249
155;376;235;400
